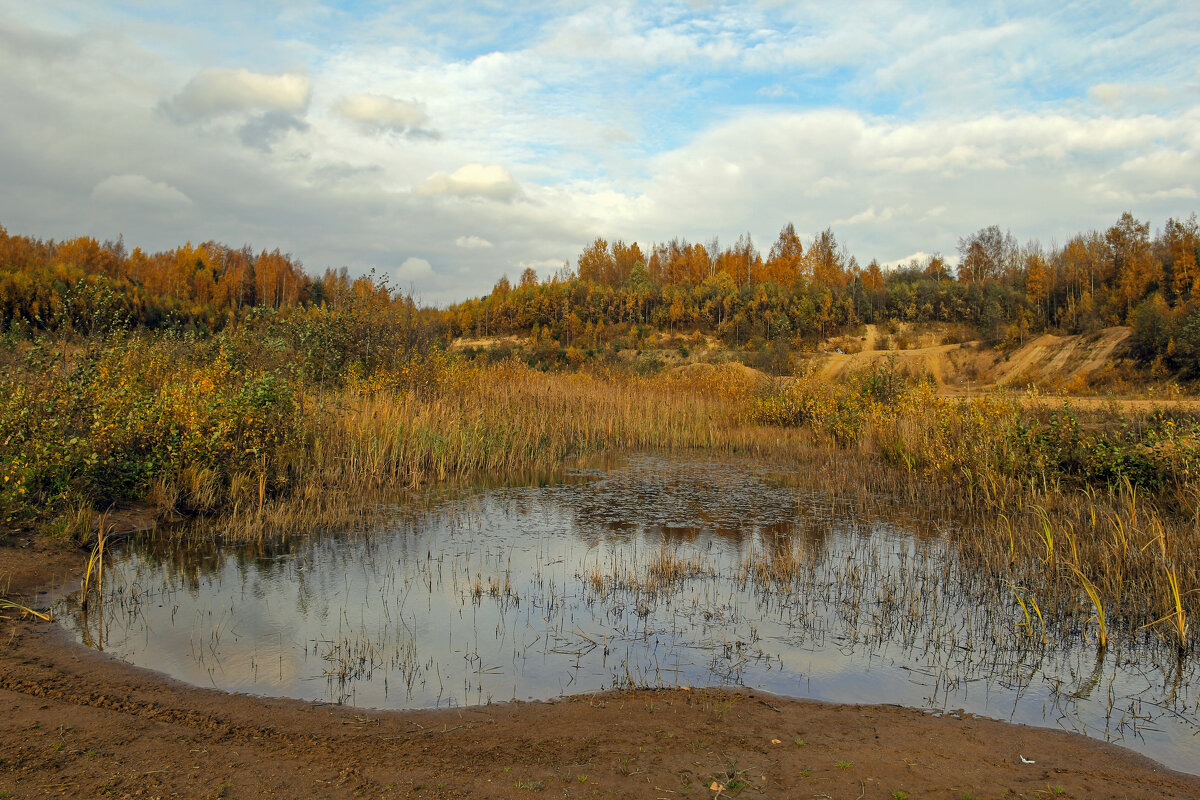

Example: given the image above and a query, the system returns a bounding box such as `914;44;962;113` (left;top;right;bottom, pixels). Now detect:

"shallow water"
57;454;1200;774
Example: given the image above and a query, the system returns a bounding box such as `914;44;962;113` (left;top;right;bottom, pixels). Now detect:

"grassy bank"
0;330;780;539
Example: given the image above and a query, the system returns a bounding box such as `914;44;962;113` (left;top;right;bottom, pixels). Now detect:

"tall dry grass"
749;362;1200;651
0;330;800;541
314;361;776;486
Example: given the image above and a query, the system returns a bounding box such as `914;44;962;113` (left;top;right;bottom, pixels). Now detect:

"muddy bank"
2;543;1198;799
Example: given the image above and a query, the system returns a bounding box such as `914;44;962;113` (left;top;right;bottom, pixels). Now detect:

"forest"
3;212;1198;376
449;213;1200;373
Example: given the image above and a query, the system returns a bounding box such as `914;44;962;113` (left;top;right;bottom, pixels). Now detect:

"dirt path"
861;323;879;353
2;542;1198;799
816;341;964;384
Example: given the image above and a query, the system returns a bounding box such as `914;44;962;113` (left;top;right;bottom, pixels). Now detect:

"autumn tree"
576;238;613;285
923;254;951;281
1164;214;1199;303
807;228;846;288
957;226;1017;283
765;223;804;284
1107;213;1161;318
518;267;539;289
610;240;643;287
1024;250;1050;324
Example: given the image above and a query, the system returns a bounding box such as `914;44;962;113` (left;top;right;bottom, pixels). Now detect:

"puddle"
57;454;1200;774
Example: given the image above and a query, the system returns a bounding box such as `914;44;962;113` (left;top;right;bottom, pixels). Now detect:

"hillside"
811;324;1137;392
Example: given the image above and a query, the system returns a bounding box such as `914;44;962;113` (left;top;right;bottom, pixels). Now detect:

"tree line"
2;212;1199;375
448;212;1200;373
0;226;425;335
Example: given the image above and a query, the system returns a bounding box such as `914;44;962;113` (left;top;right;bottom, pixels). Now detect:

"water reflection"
56;454;1200;774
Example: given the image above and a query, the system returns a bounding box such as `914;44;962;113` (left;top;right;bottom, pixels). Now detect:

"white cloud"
1088;82;1172;110
416;163;522;202
1089;83;1125;107
2;2;1199;304
584;104;1200;266
167;69;310;118
600;125;636;145
334;94;434;136
455;235;493;248
882;251;937;270
757;83;794;99
804;176;850;198
90;174;191;206
833;205;907;227
395;257;433;281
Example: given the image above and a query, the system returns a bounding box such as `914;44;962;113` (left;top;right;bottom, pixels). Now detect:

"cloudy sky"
1;2;1197;303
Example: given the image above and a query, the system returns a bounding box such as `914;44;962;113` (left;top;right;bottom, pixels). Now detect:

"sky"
1;1;1197;304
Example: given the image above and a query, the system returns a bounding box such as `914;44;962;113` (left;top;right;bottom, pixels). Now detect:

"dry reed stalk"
1067;563;1109;651
0;599;52;622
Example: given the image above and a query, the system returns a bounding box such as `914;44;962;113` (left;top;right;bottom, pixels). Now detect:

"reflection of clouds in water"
67;557;311;692
55;454;1200;774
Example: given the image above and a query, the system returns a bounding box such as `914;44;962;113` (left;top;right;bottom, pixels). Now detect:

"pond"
57;454;1200;774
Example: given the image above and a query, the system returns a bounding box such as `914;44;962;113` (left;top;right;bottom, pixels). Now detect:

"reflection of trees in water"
115;455;887;592
119;530;303;589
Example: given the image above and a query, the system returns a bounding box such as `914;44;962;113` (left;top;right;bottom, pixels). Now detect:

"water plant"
1069;564;1108;651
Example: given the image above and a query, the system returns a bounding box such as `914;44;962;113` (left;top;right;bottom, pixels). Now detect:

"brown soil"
1014;395;1200;412
812;326;1145;392
449;334;530;351
2;542;1198;799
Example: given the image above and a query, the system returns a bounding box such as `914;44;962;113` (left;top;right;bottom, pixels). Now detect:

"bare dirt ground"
811;325;1200;412
3;542;1198;799
813;325;1137;390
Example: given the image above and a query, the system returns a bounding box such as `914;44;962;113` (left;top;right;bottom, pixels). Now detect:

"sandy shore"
3;541;1198;799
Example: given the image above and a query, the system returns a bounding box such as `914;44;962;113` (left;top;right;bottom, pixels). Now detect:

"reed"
79;529;106;609
1066;564;1108;650
290;360;785;495
744;362;1200;648
0;598;52;622
1142;564;1192;653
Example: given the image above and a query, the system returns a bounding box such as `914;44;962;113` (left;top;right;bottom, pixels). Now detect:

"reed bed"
315;363;773;486
749;366;1200;652
0;332;796;542
7;328;1200;651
